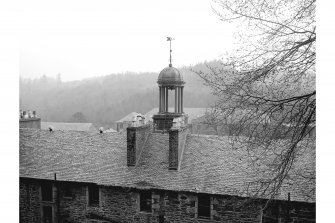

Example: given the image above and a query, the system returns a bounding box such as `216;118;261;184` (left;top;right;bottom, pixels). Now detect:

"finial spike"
167;37;174;66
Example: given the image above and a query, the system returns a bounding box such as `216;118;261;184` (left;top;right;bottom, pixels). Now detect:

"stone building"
20;57;315;223
19;110;41;129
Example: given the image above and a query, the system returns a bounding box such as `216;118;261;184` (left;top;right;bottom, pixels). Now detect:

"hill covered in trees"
20;61;219;129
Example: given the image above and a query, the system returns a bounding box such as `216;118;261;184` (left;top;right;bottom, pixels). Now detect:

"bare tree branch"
194;0;315;208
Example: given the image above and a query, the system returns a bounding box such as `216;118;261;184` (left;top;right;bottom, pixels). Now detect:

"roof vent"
49;126;54;132
99;127;104;134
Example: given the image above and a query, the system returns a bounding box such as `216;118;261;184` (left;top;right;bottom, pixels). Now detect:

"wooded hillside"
20;61;219;129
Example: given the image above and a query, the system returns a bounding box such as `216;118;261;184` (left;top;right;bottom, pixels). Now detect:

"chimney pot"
23;111;28;119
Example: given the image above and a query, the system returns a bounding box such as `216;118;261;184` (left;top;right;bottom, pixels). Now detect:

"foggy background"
19;61;221;129
18;0;236;129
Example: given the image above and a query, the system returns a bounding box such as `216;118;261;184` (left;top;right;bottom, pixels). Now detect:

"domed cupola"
157;65;185;86
152;37;186;131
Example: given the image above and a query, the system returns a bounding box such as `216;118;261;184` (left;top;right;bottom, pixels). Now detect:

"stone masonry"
19;118;41;129
168;127;188;170
127;124;151;166
20;177;315;223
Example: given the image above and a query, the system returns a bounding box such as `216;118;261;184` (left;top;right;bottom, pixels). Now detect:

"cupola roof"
157;65;184;85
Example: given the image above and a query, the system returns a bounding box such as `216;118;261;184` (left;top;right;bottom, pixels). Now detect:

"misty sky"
18;0;235;82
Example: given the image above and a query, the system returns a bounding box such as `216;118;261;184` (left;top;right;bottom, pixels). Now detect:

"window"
140;190;152;212
198;194;211;218
41;182;53;201
88;184;99;206
42;206;53;223
63;183;72;198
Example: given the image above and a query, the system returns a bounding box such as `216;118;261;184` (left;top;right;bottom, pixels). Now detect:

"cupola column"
163;86;166;112
162;86;165;112
159;86;162;113
160;86;163;113
181;86;184;113
175;87;178;113
178;87;181;113
165;87;169;112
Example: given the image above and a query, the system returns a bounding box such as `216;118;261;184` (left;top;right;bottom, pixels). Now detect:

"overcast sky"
17;0;235;82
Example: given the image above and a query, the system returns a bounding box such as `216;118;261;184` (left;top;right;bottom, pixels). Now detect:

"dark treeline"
20;61;219;129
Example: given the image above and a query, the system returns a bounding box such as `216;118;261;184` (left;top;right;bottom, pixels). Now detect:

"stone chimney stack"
168;126;188;170
126;124;151;166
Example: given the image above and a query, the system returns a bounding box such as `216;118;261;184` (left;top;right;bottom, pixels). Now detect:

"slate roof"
19;128;315;203
41;122;96;132
145;107;208;123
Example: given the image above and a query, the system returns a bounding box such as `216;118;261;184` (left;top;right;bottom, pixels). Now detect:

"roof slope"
19;128;315;203
41;122;96;132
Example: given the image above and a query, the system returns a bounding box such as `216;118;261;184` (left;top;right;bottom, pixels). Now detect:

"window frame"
41;182;53;202
139;190;152;213
197;193;211;219
88;184;100;207
62;182;73;199
42;205;53;223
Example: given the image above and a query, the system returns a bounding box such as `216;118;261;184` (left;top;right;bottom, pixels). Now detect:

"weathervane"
167;37;175;67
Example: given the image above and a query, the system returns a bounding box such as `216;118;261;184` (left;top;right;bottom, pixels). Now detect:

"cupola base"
152;113;184;132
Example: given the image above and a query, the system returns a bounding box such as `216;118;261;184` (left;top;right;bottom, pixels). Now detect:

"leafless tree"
194;0;315;208
200;105;224;135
